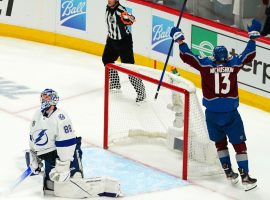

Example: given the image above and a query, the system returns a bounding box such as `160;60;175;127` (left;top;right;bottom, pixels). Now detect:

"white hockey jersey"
29;108;77;162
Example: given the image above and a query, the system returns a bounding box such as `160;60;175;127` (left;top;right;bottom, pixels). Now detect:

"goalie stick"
0;166;32;196
154;0;188;100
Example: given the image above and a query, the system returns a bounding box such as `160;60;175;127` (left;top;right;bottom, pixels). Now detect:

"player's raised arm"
238;19;261;65
170;27;212;71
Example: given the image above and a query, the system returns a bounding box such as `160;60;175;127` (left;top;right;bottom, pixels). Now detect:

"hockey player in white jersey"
28;89;122;198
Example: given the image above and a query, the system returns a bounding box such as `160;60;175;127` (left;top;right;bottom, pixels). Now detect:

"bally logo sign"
60;0;87;31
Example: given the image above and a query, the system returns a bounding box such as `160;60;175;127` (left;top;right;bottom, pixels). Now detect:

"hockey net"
104;63;222;180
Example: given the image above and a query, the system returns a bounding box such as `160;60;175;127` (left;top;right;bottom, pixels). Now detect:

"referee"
102;0;146;102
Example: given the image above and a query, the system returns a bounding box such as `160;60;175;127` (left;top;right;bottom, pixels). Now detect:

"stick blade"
7;167;32;194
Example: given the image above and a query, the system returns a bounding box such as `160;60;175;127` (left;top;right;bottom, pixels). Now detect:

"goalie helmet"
40;88;59;113
213;45;228;62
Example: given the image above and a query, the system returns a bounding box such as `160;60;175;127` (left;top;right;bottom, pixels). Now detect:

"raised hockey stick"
154;0;188;100
0;167;32;195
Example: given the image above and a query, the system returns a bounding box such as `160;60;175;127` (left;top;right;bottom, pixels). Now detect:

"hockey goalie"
26;89;122;198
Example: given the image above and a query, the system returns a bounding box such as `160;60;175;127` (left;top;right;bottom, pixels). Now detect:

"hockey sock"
233;142;249;173
215;138;231;167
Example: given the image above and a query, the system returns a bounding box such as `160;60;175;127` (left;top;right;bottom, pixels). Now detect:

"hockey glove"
49;159;71;182
170;27;185;42
121;12;135;25
29;150;43;175
247;19;262;39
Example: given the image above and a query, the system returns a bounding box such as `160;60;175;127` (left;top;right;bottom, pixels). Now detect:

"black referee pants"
102;34;145;98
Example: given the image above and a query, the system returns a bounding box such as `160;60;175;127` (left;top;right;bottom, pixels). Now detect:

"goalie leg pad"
53;177;121;198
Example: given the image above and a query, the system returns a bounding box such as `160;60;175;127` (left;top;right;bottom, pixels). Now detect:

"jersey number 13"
214;73;230;94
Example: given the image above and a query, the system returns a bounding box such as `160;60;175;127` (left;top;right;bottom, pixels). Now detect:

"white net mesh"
106;63;223;178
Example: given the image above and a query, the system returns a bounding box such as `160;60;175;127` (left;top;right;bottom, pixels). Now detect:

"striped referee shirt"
105;3;131;40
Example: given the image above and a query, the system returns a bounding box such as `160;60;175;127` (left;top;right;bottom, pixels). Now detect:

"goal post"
103;63;222;180
104;63;190;180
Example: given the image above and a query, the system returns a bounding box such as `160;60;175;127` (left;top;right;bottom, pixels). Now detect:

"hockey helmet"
40;88;59;113
213;46;228;62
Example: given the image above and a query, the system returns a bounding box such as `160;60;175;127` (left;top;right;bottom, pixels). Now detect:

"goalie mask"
213;45;228;62
40;89;59;113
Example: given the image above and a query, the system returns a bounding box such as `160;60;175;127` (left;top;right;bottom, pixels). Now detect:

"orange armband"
120;11;134;25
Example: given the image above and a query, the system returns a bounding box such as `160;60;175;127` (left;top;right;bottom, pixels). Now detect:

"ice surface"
82;148;187;195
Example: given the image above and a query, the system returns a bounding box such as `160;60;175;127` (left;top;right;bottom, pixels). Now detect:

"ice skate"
238;168;257;191
223;164;239;184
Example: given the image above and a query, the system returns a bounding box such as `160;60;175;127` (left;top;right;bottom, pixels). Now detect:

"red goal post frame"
103;63;190;180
